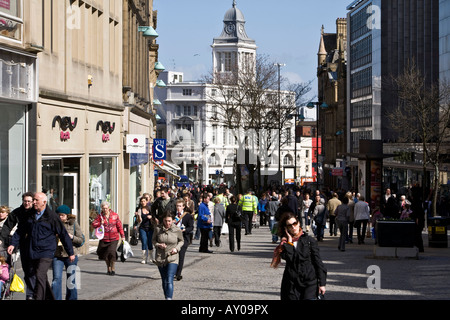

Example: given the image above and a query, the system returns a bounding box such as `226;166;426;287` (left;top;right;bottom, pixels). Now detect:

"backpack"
73;224;85;248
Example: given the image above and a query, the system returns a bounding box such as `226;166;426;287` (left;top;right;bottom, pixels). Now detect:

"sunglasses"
286;221;299;228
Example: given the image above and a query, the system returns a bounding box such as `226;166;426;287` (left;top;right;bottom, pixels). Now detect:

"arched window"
283;154;293;166
208;153;221;166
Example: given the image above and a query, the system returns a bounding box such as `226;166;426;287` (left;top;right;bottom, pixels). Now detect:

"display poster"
370;160;382;210
358;159;366;199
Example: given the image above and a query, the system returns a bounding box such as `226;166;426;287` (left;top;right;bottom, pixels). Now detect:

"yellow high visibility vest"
239;194;257;214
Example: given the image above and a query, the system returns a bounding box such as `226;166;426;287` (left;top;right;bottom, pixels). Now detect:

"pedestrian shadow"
194;286;280;299
80;269;158;280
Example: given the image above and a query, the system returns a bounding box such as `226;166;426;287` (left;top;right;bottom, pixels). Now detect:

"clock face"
225;23;235;34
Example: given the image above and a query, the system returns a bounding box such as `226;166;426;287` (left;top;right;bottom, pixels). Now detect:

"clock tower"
212;1;257;80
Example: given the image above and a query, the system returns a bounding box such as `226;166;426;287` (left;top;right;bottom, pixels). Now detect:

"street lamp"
306;101;328;192
274;63;285;184
286;107;301;184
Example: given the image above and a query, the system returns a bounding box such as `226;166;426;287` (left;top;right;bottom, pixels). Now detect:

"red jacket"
92;210;125;242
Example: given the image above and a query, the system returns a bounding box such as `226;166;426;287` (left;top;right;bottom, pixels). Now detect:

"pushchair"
129;215;139;246
252;213;260;229
1;252;20;300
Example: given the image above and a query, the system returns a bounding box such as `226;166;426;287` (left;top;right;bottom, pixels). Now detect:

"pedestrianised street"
10;225;450;301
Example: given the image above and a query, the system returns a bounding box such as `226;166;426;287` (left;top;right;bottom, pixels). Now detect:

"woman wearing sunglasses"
271;211;327;300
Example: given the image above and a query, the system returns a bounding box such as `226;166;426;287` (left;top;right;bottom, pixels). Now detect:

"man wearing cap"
8;192;75;300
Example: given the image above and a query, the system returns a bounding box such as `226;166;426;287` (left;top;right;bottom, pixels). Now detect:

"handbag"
73;224;85;247
236;206;243;220
10;273;25;293
95;225;104;240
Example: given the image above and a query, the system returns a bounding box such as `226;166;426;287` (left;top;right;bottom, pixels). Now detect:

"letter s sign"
153;139;167;160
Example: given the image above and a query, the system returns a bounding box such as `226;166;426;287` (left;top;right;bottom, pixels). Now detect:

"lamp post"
306;101;328;192
286;106;301;184
274;63;285;184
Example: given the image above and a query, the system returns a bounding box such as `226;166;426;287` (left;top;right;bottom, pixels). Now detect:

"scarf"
270;232;302;269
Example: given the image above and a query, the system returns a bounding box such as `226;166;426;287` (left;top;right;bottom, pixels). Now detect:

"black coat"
181;213;194;235
280;233;327;300
0;205;33;248
11;206;74;260
225;203;241;225
151;197;177;221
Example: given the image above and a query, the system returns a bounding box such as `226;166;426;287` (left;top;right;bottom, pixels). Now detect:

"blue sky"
153;0;349;98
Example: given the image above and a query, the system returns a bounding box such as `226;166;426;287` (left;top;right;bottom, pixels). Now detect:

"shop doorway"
42;158;80;216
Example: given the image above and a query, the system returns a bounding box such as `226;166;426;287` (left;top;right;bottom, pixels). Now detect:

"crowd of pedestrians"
0;180;431;301
272;187;426;251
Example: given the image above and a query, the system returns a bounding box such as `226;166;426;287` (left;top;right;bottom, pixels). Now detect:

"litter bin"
427;217;449;248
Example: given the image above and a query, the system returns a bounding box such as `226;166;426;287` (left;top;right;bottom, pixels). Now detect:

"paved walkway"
7;223;450;300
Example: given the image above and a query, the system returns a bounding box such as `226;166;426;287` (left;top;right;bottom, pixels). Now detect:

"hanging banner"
153;139;167;160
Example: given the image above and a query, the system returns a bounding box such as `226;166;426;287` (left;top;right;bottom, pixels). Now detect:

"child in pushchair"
0;255;10;299
1;252;20;300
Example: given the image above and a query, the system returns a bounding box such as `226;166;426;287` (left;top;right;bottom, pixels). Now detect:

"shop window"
0;103;26;208
89;156;117;239
0;0;23;41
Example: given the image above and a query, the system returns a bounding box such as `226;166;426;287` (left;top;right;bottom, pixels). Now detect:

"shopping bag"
221;222;229;235
95;226;104;240
10;273;25;293
123;240;134;260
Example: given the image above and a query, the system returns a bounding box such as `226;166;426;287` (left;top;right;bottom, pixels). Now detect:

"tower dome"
214;1;255;44
223;1;245;23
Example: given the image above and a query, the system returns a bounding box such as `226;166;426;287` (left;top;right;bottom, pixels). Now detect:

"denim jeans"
139;228;154;251
158;263;178;299
51;256;79;300
304;210;311;227
269;218;278;242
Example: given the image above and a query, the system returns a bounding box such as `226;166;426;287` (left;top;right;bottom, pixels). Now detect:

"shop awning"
153;161;181;179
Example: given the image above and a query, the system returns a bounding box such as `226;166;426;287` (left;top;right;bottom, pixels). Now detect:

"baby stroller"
1;252;20;300
129;215;139;246
252;213;260;229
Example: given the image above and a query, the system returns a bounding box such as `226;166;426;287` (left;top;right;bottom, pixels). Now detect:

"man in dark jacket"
151;187;177;223
0;192;35;299
286;190;299;224
8;192;74;300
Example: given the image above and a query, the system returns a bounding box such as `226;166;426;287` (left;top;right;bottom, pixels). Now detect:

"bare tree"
387;60;450;215
204;54;302;191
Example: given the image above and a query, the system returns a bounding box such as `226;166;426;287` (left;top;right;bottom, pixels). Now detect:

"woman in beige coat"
152;211;184;300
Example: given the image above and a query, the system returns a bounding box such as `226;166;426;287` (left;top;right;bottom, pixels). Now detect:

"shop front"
125;107;155;230
0;46;38;208
37;99;123;252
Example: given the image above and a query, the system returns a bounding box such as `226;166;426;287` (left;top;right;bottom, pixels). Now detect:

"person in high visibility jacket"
215;192;229;209
238;189;258;235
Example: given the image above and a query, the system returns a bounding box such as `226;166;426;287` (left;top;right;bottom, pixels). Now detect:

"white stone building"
155;2;313;188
